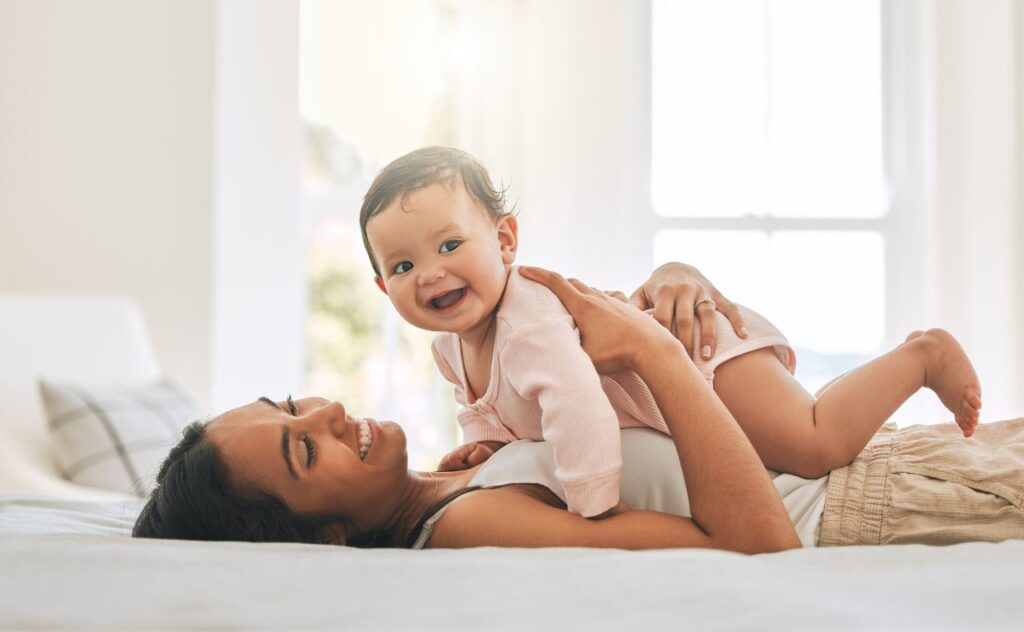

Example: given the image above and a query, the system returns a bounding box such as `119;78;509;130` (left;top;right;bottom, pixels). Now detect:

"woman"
134;266;1024;550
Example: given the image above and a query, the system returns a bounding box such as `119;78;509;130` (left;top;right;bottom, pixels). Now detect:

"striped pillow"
40;379;200;497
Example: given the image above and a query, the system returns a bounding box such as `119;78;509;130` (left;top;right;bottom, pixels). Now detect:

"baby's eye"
439;239;461;254
393;261;413;275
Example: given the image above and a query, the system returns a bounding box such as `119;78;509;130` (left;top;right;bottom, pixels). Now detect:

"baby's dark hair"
359;146;512;277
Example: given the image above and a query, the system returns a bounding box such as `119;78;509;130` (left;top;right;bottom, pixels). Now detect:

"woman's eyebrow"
258;396;281;411
255;397;298;480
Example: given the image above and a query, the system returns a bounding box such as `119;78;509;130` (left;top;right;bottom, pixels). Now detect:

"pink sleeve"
500;319;622;517
432;338;516;445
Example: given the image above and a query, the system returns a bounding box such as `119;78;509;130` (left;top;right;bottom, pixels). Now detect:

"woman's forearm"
514;266;799;552
632;339;800;552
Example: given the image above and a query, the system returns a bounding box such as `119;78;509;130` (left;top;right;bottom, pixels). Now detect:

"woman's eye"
439;240;461;254
303;436;316;468
393;261;413;274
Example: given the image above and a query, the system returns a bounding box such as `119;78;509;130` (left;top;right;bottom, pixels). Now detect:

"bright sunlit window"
652;0;886;393
300;0;464;469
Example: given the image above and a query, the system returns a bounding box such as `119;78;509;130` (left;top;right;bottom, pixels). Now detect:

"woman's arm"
630;261;748;359
509;266;798;553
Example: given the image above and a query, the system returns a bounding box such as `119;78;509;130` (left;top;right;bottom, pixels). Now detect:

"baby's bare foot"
911;329;982;436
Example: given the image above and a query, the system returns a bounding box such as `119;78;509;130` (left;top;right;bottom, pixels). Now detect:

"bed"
2;494;1024;630
3;294;1024;630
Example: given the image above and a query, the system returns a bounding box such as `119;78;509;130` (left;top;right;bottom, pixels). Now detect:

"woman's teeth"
357;420;373;460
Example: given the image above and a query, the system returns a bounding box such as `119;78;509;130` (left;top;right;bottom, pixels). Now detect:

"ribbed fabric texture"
433;266;795;517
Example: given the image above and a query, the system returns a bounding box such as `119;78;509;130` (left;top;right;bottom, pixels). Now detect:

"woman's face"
205;397;409;525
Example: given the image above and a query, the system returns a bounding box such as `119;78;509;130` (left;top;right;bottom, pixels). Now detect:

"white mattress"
2;494;1024;630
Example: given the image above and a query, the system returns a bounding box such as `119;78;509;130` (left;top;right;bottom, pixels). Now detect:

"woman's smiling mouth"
357;419;375;460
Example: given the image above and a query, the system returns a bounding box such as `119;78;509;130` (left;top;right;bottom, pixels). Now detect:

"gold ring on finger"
694;296;716;311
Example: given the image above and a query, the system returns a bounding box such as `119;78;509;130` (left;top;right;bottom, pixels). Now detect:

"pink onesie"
432;266;795;517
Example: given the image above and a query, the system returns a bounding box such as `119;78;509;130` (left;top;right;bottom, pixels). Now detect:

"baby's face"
366;181;517;337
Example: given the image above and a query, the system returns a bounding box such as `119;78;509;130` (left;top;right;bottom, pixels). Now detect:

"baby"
360;146;983;518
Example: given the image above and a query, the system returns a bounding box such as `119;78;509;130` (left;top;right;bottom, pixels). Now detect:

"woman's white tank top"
412;428;827;549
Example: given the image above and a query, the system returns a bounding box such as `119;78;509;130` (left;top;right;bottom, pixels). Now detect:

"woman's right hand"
519;266;684;374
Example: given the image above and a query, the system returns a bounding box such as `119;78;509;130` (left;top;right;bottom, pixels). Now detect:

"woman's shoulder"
421;481;711;550
422;484;561;548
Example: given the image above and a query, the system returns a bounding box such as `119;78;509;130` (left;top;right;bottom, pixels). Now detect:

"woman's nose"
302;399;347;438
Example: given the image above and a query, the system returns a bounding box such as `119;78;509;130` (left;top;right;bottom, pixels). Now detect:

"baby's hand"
437;441;499;472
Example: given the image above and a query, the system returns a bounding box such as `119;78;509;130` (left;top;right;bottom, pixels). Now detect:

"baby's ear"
497;215;518;264
321;522;348;546
374;276;388;295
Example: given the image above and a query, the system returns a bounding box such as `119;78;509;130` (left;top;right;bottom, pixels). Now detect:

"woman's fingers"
627;287;649;311
651;283;696;355
714;293;749;339
519;266;588;309
695;299;717;359
521;266;674;374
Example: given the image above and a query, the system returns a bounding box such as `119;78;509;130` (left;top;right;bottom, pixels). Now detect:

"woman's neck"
381;467;481;546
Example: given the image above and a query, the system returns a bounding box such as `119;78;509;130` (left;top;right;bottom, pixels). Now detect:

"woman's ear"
497;215;518;264
321;521;348;546
374;276;388;295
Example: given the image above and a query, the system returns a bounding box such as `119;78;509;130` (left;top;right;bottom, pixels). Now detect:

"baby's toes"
953;411;971;435
958;406;979;435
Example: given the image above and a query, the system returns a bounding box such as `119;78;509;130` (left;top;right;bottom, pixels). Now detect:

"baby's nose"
417;266;445;286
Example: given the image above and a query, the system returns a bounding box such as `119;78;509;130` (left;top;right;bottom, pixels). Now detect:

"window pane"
653;229;883;392
652;0;885;218
652;1;767;217
300;0;457;193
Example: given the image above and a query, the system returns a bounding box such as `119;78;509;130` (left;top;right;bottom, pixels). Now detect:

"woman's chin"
380;420;408;452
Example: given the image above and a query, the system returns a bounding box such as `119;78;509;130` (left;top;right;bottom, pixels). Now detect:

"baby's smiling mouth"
429;288;466;310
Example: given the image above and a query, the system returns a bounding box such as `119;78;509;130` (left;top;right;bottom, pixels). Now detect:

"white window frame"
642;0;911;351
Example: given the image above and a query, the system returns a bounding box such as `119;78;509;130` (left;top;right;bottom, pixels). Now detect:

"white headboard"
0;294;160;497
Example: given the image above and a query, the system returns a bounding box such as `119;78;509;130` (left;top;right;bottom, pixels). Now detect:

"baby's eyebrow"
430;222;460;239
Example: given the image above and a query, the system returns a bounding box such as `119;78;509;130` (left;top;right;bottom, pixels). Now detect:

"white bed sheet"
2;495;1023;630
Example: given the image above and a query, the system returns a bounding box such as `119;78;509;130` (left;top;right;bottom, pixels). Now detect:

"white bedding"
2;495;1023;630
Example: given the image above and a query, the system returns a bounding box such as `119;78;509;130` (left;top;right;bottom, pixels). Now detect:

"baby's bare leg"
712;329;982;478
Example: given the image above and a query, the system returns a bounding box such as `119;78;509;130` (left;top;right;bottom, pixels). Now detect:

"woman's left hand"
629;262;748;360
519;266;684;374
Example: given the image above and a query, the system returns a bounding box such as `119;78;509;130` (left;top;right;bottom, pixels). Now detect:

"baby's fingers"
437;448;469;472
465;444;495;467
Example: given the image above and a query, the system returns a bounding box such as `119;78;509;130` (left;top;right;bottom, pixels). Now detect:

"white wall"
0;0;216;405
905;0;1022;420
0;0;302;410
211;0;303;409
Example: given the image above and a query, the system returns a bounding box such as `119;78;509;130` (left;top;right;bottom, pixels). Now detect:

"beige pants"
820;418;1024;546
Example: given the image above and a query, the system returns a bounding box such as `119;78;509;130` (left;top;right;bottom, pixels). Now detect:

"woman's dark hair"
359;146;513;277
132;421;387;546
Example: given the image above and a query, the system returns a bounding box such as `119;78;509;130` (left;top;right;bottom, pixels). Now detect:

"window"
299;0;463;469
651;0;886;394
